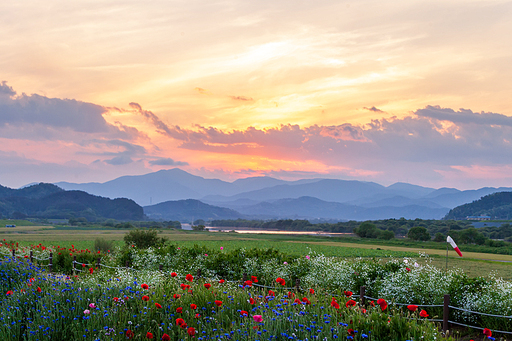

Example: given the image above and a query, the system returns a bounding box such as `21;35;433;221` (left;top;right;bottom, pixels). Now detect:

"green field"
1;225;511;279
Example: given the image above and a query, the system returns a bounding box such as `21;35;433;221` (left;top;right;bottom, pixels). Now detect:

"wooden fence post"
159;264;163;271
97;257;101;270
11;249;15;258
443;294;450;332
295;278;300;291
243;273;247;283
49;253;53;272
196;269;202;278
125;261;129;269
360;286;366;306
30;250;33;263
73;256;76;276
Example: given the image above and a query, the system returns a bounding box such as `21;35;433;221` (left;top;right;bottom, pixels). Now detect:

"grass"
1;225;511;279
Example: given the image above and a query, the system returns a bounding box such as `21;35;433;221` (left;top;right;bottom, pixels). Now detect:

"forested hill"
0;183;143;221
444;191;512;220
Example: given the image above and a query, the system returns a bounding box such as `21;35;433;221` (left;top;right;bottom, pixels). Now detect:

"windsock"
446;236;463;257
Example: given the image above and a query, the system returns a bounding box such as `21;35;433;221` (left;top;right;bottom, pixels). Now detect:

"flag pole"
446;242;448;272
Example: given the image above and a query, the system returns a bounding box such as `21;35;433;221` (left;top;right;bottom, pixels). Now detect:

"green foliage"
192;224;206;231
123;229;167;248
354;222;381;238
445;191;512;220
115;222;135;229
69;217;88;226
407;226;431;241
379;229;395;240
94;238;115;252
434;232;445;242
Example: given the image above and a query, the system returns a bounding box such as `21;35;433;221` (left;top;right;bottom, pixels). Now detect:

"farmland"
1;224;511;279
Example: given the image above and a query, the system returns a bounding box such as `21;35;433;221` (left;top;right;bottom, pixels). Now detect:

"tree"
434;232;445;242
378;230;395;240
407;226;431;241
192;224;206;231
124;229;167;248
354;222;381;239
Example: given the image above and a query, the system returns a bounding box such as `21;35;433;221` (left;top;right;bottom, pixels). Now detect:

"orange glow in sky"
1;1;512;189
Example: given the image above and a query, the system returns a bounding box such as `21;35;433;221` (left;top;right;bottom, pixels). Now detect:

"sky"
1;0;512;190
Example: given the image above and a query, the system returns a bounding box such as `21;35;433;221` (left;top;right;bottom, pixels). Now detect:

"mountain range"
54;168;512;222
0;183;143;221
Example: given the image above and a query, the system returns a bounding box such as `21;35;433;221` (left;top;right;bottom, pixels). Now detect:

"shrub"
123;229;167;248
94;238;115;252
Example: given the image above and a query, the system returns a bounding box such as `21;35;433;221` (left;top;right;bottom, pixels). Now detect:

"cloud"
363;106;384;113
194;87;209;94
0;83;137;141
129;102;186;139
0;81;16;97
161;105;512;171
148;157;189;166
415;105;512;127
229;95;254;101
105;155;133;165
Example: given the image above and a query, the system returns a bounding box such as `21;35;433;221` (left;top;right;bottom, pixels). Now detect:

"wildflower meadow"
0;241;510;340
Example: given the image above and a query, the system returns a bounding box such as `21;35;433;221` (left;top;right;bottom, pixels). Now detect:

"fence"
2;248;511;336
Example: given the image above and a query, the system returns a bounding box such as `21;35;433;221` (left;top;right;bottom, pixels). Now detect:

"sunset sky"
1;0;512;190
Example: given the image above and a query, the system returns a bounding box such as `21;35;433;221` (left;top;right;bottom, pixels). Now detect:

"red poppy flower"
113;297;119;302
251;276;258;283
214;300;222;307
276;277;286;286
407;305;418;312
331;301;340;309
369;300;375;307
126;329;134;339
187;327;196;337
344;291;353;297
155;303;162;309
347;328;355;336
175;318;185;326
173;294;181;299
406;267;411;271
294;298;301;304
190;303;197;310
146;332;153;339
176;307;183;313
483;328;492;337
195;313;201;318
268;290;275;296
204;283;211;289
377;298;388;311
288;292;295;298
170;272;177;277
37;287;41;293
302;297;311;305
219;279;225;284
162;333;171;341
6;290;13;295
141;283;149;290
142;295;150;301
244;280;253;287
419;309;429;318
89;268;94;274
249;297;255;305
346;300;356;308
309;288;315;294
185;274;193;282
240;310;249;316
